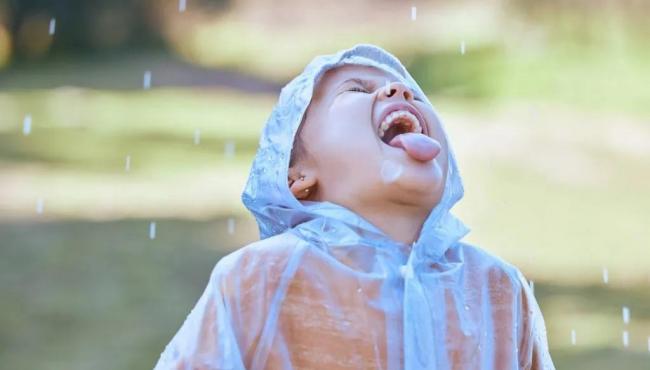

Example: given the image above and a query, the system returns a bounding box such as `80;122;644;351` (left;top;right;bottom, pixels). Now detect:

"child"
153;44;556;370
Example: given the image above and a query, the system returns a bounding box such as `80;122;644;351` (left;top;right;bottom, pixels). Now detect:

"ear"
288;166;318;200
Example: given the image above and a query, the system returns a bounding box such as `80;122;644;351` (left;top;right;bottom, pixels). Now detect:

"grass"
0;216;258;370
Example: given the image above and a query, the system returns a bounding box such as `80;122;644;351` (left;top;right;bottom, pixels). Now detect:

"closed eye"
347;84;423;103
347;86;370;93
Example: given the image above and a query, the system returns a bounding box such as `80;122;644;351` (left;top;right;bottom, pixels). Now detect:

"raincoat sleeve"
515;268;556;370
153;255;246;370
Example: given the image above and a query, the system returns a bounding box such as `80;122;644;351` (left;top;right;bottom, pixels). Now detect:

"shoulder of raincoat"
153;43;556;370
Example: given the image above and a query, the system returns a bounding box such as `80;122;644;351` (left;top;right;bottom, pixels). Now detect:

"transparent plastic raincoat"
154;44;556;370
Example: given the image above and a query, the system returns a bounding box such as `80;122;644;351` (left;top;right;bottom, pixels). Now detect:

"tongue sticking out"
388;133;441;161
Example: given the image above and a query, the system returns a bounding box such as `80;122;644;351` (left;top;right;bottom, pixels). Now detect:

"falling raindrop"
602;267;609;284
143;70;152;89
227;217;235;235
380;159;403;183
36;197;44;214
529;279;535;295
193;128;201;145
125;155;131;172
622;306;630;324
224;140;236;158
647;336;650;352
460;41;466;55
622;330;629;347
464;304;470;311
22;114;32;136
149;221;157;240
411;6;417;21
570;329;576;345
178;0;187;12
357;287;362;293
49;18;56;35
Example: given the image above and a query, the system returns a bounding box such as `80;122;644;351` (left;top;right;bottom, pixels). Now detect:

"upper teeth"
378;110;422;138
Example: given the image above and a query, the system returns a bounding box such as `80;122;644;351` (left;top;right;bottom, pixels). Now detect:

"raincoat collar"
241;43;470;268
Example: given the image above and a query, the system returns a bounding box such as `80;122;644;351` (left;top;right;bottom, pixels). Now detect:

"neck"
351;202;431;246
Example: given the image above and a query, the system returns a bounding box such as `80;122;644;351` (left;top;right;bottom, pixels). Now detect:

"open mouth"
376;108;441;162
378;110;423;145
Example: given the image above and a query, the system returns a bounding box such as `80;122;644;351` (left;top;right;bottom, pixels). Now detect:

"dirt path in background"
0;52;285;93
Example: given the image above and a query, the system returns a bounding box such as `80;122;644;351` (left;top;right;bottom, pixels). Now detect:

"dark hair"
289;114;310;168
290;81;324;168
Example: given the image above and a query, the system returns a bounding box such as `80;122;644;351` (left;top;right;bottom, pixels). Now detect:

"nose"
380;81;414;101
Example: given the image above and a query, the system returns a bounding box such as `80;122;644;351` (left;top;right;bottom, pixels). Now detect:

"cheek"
310;98;378;159
304;129;380;186
310;124;379;166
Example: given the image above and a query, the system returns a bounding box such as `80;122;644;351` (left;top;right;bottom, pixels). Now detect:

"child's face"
289;65;448;215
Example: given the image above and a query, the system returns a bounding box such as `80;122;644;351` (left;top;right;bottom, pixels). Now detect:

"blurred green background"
1;0;649;369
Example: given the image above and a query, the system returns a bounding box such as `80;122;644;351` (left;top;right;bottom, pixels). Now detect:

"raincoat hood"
241;43;470;267
154;43;556;370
